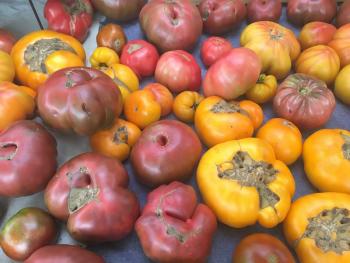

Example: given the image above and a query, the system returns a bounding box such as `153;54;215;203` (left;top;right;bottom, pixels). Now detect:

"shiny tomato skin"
200;36;232;68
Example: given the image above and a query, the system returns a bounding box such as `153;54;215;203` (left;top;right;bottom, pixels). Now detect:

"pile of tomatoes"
0;0;350;262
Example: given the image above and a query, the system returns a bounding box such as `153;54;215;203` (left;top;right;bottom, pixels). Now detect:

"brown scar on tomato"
341;133;350;160
0;143;18;161
210;100;249;117
113;126;128;144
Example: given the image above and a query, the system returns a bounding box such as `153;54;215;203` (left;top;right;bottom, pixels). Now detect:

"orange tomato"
257;118;302;165
299;22;336;50
124;89;161;129
173;91;204;123
245;74;278;104
144;83;174;117
45;50;84;74
90;118;141;162
238;100;264;129
328;24;350;68
0;51;15;82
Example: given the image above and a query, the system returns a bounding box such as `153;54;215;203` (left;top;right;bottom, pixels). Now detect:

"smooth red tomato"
200;36;232;68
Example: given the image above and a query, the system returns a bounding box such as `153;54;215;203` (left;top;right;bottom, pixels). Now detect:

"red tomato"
247;0;282;23
299;22;336;50
0;28;16;53
337;1;350;27
120;39;159;79
155;50;201;93
200;37;232;68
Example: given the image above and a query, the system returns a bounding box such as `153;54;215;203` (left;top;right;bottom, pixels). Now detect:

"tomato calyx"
298;207;350;254
0;143;17;161
341;133;350;160
257;74;266;83
269;28;284;40
217;151;280;209
298;86;312;96
24;38;75;73
113;126;128;144
63;0;91;16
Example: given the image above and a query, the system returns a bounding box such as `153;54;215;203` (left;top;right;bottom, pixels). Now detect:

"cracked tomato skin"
135;181;217;263
37;67;122;136
44;152;139;243
197;138;295;228
283;193;350;263
0;120;57;197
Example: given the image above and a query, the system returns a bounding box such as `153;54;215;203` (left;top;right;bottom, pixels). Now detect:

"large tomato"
0;50;15;82
37;67;122;135
0;121;57;197
155;50;201;93
44;0;93;42
240;21;300;80
203;48;261;100
287;0;337;26
232;233;295;263
92;0;145;21
96;23;127;54
328;24;350;68
200;36;232;68
335;64;350;105
44;152;139;243
0;28;16;54
247;0;282;23
299;22;336;50
139;0;203;52
273;73;336;130
337;1;350;27
199;0;246;35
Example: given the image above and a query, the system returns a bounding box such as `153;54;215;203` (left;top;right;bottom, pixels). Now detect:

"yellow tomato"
45;50;84;74
335;64;350;105
0;51;15;82
89;47;120;69
246;74;277;104
173;91;204;123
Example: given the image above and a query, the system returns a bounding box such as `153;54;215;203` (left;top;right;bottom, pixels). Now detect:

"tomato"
273;73;336;130
121;40;159;79
194;96;256;147
197;138;295;228
240;21;300;80
0;50;15;82
0;121;57;197
139;0;202;52
232;233;295;263
37;67;122;136
0;82;36;131
303;129;350;193
200;36;232;68
337;1;350;27
89;47;120;69
246;74;277;104
0;28;16;53
155;50;201;93
44;0;93;42
287;0;337;26
257;118;302;165
199;0;246;35
90;118;141;162
11;30;85;90
136;182;217;262
103;63;139;103
299;22;336;50
335;64;350;105
295;45;340;85
238;100;263;130
328;24;350;68
144;83;174;117
92;0;145;21
24;244;104;263
204;48;261;100
124;90;161;129
284;193;350;263
44;50;84;74
96;23;127;54
45;152;140;243
173;91;204;123
247;0;282;23
0;207;57;261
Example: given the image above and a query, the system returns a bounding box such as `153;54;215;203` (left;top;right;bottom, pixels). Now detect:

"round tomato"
0;50;15;82
328;24;350;68
173;91;204;123
124;89;161;129
144;83;173;117
96;23;127;54
0;28;16;54
200;36;232;68
299;22;336;50
246;74;277;104
257;118;302;165
232;233;295;263
335;64;350;105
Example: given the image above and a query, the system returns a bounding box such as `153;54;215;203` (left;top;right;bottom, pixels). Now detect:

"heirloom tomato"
240;21;300;80
200;36;232;68
257;118;302;165
96;23;127;54
295;45;340;85
299;22;336;50
90;118;141;162
197;138;295;228
144;83;174;117
232;233;295;263
0;81;36;131
337;1;350;27
247;0;282;23
238;100;263;130
173;91;204;123
45;152;139;243
203;48;261;100
246;74;277;104
0;28;16;53
0;50;15;82
89;47;120;69
273;74;335;130
44;50;84;74
335;64;350;105
136;182;217;263
92;0;145;21
44;0;93;42
284;193;350;263
11;30;85;90
303;129;350;193
0;207;57;261
328;24;350;68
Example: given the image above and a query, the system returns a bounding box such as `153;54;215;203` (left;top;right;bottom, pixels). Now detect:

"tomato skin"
0;50;15;82
238;100;263;130
89;47;120;69
335;64;350;105
0;207;57;261
247;0;282;23
144;83;174;117
96;23;127;54
328;24;350;68
200;36;232;68
232;233;295;263
0;28;16;53
246;74;277;104
337;1;350;27
299;22;336;50
173;91;204;123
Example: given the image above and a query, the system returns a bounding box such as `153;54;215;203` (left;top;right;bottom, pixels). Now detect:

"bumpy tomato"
328;24;350;68
257;118;302;165
0;50;15;82
200;36;232;68
89;47;120;69
299;22;336;50
194;96;256;147
90;118;141;162
173;91;204;123
240;21;300;80
295;45;340;85
197;138;295;228
246;74;277;104
144;83;173;117
124;90;161;129
238;100;263;130
96;23;127;54
335;64;350;105
303;129;350;193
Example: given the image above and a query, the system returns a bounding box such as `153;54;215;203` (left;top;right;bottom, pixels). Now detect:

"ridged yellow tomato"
89;47;120;69
0;51;15;82
173;91;204;123
246;74;277;104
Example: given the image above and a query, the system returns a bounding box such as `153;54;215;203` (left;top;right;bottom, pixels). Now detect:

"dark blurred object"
337;0;350;27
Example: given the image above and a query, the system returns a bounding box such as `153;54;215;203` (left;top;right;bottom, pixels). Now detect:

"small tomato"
246;74;278;104
144;83;173;117
96;23;127;54
173;91;204;123
90;47;120;69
